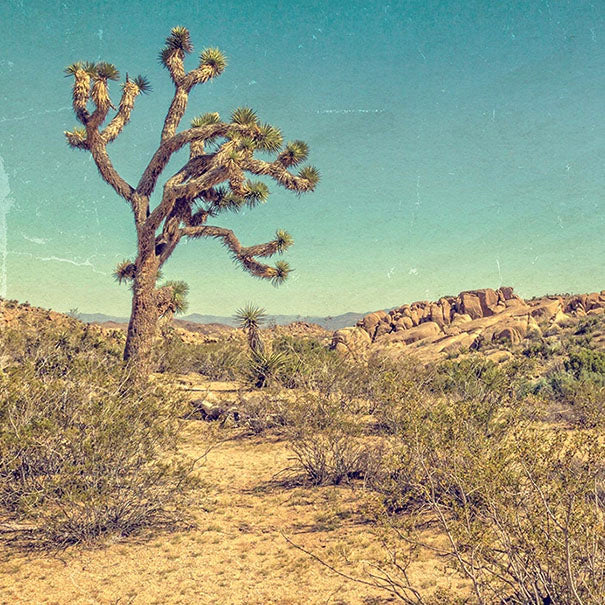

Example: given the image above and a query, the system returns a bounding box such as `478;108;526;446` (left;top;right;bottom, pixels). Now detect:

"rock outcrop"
331;288;605;362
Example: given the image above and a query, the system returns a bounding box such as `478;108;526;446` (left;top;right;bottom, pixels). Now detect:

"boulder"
434;332;477;354
374;321;393;340
330;327;371;358
553;310;575;327
486;350;513;364
358;310;389;340
585;292;605;311
475;288;500;316
526;316;542;338
393;321;441;344
451;313;473;325
491;326;522;345
429;303;447;328
439;298;452;324
504;297;527;308
191;398;239;422
499;286;515;300
459;292;484;319
401;316;414;329
588;307;605;316
529;298;561;321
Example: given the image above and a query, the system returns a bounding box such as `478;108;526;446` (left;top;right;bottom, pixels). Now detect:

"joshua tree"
234;303;287;388
63;27;319;380
234;303;267;355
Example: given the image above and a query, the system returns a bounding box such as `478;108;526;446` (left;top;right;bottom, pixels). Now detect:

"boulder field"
331;288;605;361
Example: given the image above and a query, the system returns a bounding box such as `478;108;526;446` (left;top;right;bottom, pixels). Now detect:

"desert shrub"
532;348;605;428
369;392;605;603
430;356;507;400
246;349;289;388
270;334;357;396
521;337;561;359
154;334;246;380
235;390;299;435
429;354;534;407
574;315;602;336
285;394;382;486
0;324;194;547
564;349;605;379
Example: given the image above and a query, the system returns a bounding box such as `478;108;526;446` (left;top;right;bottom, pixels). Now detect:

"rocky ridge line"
331;288;605;361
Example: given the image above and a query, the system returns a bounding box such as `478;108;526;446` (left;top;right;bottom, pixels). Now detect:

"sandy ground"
0;379;464;604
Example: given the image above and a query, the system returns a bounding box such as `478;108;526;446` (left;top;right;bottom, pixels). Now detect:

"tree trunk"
123;254;160;381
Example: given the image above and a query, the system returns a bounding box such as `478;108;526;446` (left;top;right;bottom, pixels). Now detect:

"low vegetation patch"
0;322;195;548
1;302;604;603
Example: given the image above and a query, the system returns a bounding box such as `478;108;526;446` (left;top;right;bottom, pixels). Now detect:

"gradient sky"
0;0;603;317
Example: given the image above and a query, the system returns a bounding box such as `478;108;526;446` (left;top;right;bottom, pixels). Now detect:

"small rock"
486;350;513;363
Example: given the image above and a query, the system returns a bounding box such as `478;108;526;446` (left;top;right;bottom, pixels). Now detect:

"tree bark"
123;253;160;381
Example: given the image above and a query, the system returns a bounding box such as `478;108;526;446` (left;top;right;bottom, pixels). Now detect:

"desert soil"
0;380;463;605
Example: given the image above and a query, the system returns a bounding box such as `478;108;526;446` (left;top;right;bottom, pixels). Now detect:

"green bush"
369;393;605;603
564;349;605;379
532;348;605;427
521;337;561;359
154;334;247;380
0;323;194;547
429;354;531;408
574;315;602;336
271;334;350;392
246;349;289;388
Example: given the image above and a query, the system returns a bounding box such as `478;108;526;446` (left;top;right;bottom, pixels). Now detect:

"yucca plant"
63;26;319;381
234;304;267;355
248;349;288;388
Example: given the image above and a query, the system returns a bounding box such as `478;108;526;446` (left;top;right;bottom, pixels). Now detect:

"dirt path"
0;422;395;604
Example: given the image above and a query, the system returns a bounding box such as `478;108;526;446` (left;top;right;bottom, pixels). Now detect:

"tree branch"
88;80;113;129
71;68;91;124
136;124;241;198
85;129;135;202
181;225;289;281
102;80;140;143
241;157;318;192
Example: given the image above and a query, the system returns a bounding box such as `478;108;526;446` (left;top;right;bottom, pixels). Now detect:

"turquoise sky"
0;0;603;316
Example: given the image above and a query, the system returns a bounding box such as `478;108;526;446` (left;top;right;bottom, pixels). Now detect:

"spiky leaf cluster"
64;62;83;77
236;137;256;152
95;62;120;81
159;26;193;68
298;165;320;189
224;150;243;168
207;187;241;214
274;229;293;253
191;112;220;128
200;47;227;75
234;304;267;330
163;280;189;314
132;75;152;94
82;61;98;77
254;123;283;152
278;140;309;167
113;260;136;283
166;26;193;53
244;181;269;206
64;61;97;77
64;128;87;149
207;180;269;215
271;260;291;285
231;107;257;126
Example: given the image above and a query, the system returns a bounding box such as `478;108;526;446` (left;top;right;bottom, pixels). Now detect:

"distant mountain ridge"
78;311;367;331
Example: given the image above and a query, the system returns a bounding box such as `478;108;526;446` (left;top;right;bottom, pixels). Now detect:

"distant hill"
78;311;368;331
78;313;129;324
